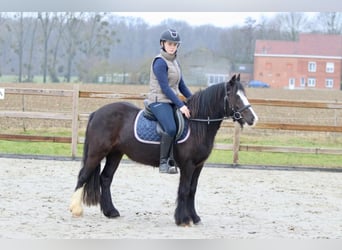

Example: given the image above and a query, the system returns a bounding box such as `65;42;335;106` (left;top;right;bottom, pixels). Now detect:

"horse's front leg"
188;164;204;224
174;164;195;226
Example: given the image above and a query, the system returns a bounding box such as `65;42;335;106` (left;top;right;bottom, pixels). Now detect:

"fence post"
233;122;241;164
71;84;80;159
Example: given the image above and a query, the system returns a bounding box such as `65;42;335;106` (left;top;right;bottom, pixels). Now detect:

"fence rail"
1;85;342;162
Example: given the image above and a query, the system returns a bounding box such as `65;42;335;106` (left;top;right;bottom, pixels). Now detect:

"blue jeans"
148;102;177;137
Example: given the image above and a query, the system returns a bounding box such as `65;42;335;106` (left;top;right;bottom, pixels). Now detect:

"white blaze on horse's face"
237;90;258;126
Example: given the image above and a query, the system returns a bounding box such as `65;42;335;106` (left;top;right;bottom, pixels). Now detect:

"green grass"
1;137;342;168
1;128;341;168
0;140;83;156
208;150;342;168
216;132;342;148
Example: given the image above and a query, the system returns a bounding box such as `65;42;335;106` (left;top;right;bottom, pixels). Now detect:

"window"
325;78;334;88
300;77;306;87
308;62;316;72
207;74;229;86
307;78;316;87
326;62;334;73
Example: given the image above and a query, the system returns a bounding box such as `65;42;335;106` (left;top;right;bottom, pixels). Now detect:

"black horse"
70;74;258;226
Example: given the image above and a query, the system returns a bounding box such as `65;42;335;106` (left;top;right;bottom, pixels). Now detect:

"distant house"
253;34;342;90
180;48;231;86
230;64;254;85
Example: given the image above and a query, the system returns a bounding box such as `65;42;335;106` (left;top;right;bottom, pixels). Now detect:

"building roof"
255;33;342;58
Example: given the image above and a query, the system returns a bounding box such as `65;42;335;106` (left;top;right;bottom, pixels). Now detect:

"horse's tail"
81;111;101;206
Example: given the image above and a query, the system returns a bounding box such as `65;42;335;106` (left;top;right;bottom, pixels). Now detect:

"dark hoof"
104;209;120;218
193;220;203;225
192;216;201;225
175;216;191;226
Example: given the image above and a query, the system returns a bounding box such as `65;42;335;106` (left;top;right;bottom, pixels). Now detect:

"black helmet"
160;29;181;44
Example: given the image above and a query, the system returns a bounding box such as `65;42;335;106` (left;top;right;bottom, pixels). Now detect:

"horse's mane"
186;82;227;142
188;82;226;120
186;79;245;141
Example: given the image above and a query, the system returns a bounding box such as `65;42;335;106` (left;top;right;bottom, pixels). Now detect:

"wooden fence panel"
1;86;341;161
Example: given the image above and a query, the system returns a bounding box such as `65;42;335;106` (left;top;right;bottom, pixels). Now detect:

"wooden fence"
1;85;342;163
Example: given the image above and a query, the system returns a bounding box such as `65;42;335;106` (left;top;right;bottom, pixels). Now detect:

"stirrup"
159;159;178;174
167;165;178;174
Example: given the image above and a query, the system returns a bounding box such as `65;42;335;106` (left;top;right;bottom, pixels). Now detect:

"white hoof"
70;187;84;217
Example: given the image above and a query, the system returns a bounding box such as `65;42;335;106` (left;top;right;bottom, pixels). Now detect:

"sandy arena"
0;157;341;239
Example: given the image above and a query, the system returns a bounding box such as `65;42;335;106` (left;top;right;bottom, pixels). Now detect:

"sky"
113;12;279;28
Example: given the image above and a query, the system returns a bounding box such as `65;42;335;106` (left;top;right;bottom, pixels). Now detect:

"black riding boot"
159;132;178;174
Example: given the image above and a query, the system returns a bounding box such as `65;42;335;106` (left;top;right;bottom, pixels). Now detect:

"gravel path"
0;158;341;239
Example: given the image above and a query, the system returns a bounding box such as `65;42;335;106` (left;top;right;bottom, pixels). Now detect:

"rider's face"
162;41;179;55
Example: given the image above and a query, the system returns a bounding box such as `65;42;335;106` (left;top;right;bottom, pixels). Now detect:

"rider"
147;28;192;174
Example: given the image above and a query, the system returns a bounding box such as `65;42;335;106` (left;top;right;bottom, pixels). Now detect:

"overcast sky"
113;12;280;28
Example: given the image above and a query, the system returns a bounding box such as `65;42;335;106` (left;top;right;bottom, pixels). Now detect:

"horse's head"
226;74;258;127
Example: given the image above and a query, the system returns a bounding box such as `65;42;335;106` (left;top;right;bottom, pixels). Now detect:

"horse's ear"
237;74;240;81
230;74;236;83
228;75;236;89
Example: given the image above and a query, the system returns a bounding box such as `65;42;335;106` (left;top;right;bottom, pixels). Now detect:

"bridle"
189;82;251;124
225;94;251;122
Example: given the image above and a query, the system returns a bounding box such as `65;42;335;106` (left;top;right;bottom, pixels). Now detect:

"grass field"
0;82;342;168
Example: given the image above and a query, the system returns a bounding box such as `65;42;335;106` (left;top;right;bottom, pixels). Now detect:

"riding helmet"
160;29;181;44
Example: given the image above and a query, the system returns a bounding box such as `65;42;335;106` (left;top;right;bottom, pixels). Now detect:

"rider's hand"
180;105;191;118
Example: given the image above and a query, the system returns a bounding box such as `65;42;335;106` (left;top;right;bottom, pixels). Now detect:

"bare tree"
61;12;84;82
48;13;67;82
315;12;342;34
8;12;25;83
38;12;58;83
275;12;309;40
77;12;116;82
24;15;38;82
242;17;257;63
220;17;257;65
0;13;8;78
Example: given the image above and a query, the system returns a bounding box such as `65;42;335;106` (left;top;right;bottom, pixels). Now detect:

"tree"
0;13;8;78
38;12;58;83
242;17;257;63
8;12;26;83
24;15;38;82
275;12;309;40
315;12;342;34
77;13;116;82
60;12;84;82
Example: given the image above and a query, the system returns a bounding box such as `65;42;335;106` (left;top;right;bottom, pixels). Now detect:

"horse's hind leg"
70;155;103;217
100;151;123;218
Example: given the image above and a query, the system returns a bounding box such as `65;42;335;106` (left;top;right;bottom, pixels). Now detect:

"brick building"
253;34;342;90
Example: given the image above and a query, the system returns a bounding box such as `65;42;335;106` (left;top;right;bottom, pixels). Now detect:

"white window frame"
326;62;334;73
308;62;316;72
325;78;334;88
207;74;229;86
307;78;316;87
300;77;306;87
